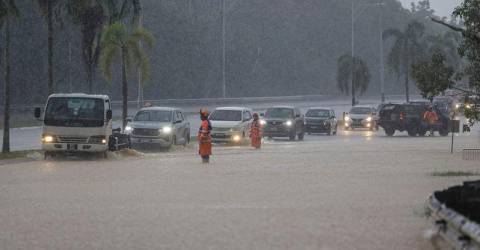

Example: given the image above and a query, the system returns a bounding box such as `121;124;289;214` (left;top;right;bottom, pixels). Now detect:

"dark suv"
261;106;305;140
378;103;450;136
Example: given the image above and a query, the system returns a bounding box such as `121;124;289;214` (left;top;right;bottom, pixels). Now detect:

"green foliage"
383;21;426;101
99;22;153;84
336;55;371;95
412;51;455;101
451;0;480;122
0;0;20;24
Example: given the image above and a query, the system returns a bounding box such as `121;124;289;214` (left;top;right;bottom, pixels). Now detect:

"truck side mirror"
106;110;113;121
34;107;41;119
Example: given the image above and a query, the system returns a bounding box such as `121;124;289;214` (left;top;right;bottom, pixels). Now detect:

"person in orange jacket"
198;108;212;163
250;113;262;149
423;106;439;136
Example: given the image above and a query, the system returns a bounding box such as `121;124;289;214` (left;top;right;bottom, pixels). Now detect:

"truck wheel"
384;127;395;136
439;128;449;137
407;127;417;137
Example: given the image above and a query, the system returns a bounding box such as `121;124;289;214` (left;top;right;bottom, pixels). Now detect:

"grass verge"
431;171;480;177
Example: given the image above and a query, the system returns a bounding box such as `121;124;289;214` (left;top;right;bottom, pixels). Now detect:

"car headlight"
465;104;472;109
260;120;267;126
366;116;372;122
88;135;107;144
42;135;55;143
285;120;293;127
161;126;172;134
345;116;351;121
125;126;133;132
455;103;461;109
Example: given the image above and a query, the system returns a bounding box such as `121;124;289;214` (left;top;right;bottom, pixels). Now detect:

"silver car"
209;107;253;143
126;107;190;148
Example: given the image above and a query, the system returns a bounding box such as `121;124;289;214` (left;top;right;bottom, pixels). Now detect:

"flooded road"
0;130;479;249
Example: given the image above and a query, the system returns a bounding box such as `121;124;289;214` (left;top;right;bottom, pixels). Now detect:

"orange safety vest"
423;111;438;124
250;120;262;149
198;120;212;156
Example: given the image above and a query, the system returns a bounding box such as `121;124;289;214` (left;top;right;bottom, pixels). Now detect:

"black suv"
261;106;305;140
378;103;450;136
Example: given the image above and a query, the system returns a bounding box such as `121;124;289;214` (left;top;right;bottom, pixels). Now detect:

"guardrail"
427;181;480;250
463;149;480;161
4;94;412;114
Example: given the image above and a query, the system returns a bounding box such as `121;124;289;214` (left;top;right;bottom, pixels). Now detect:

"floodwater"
0;130;479;249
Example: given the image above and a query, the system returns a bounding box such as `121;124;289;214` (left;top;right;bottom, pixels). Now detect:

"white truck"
34;93;129;158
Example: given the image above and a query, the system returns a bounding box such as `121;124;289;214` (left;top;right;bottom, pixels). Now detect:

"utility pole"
351;0;356;107
222;0;226;98
137;12;144;109
379;3;385;103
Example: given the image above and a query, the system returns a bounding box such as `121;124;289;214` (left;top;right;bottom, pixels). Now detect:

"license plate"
67;144;78;150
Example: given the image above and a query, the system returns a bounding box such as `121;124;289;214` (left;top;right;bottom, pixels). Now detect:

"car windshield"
306;109;330;117
209;110;242;121
44;97;105;127
134;110;172;122
265;108;293;118
350;107;372;114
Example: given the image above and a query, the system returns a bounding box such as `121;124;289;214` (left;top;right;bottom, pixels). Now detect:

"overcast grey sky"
399;0;462;17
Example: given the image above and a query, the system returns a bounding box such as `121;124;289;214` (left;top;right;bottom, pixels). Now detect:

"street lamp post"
351;0;385;106
222;0;226;98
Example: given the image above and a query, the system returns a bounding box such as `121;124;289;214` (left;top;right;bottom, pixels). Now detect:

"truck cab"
35;93;113;157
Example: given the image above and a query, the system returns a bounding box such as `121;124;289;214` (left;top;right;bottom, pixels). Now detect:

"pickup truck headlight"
161;126;172;134
260;120;267;126
285;120;293;127
42;134;56;143
366;116;372;122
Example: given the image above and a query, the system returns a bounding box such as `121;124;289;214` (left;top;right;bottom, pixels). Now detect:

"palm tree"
425;31;462;69
65;0;141;94
1;0;20;153
337;54;371;106
383;21;426;102
99;22;153;130
34;0;62;95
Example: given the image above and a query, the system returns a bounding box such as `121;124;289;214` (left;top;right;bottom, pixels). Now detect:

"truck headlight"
125;126;133;132
345;116;351;121
88;135;107;144
42;135;55;143
285;120;293;127
260;120;267;126
232;135;241;142
161;126;172;134
366;116;372;122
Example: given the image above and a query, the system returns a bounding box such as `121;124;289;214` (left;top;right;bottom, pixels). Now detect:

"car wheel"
289;132;296;141
298;131;304;141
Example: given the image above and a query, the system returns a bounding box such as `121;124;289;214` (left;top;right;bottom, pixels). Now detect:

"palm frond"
130;28;154;48
99;44;119;83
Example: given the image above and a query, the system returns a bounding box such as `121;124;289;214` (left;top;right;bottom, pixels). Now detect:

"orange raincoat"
250;120;262;149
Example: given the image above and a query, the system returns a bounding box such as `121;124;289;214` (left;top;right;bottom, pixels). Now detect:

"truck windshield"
209;110;242;121
265;108;293;118
134;110;172;122
44;97;105;127
306;109;330;117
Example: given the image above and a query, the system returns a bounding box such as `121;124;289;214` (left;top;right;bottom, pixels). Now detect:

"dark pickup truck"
378;103;451;137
